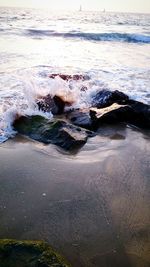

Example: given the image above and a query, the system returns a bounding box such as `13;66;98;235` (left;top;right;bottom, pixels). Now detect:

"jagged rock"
67;109;92;130
36;95;69;115
90;102;150;129
14;87;149;152
49;74;89;81
91;89;129;108
36;89;129;116
90;104;128;128
13;115;91;151
36;89;150;131
126;100;150;128
0;239;70;267
36;94;57;114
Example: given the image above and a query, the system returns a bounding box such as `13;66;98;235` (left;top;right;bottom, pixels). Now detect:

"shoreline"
0;128;149;267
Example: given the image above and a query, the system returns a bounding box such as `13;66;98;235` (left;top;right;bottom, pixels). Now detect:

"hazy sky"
0;0;150;13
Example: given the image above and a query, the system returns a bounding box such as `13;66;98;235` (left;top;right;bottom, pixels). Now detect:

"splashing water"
0;8;150;143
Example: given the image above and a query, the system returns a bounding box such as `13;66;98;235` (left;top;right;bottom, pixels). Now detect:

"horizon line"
0;5;150;14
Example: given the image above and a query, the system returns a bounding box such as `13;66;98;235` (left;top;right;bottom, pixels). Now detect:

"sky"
0;0;150;13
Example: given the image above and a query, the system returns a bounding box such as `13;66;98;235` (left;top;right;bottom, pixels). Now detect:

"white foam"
0;108;18;143
0;73;84;143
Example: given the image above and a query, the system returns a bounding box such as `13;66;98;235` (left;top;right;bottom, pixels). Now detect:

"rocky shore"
13;74;150;151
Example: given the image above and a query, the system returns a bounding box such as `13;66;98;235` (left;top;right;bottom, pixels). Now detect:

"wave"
26;29;150;43
26;29;55;36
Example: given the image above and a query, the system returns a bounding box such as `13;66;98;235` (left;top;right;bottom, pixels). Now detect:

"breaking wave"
26;29;150;43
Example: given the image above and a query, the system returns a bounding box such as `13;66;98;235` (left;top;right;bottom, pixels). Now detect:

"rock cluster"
13;74;150;151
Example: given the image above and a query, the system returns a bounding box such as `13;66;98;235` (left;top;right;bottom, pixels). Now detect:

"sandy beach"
0;126;149;267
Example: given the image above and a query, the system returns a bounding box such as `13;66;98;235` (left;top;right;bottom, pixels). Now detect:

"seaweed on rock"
0;239;71;267
13;115;93;151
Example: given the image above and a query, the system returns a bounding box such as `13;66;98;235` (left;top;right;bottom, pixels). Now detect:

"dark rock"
67;109;92;130
126;100;150;129
36;94;56;113
90;104;129;129
0;239;70;267
36;94;66;115
49;74;89;81
53;95;66;114
36;94;74;115
110;90;129;104
13;115;91;151
91;89;129;108
90;102;150;130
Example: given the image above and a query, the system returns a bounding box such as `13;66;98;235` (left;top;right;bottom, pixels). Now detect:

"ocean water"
0;7;150;142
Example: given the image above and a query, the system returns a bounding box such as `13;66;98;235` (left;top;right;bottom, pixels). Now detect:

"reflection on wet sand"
0;127;149;267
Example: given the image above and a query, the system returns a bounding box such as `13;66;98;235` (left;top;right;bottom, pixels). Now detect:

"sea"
0;7;150;143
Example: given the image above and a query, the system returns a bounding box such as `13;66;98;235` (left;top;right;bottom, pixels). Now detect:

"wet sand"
0;126;150;267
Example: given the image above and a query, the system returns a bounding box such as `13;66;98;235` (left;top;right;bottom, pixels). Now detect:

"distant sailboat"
103;8;106;13
79;5;82;12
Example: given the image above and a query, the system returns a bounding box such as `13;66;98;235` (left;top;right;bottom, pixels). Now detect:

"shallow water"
0;127;149;267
